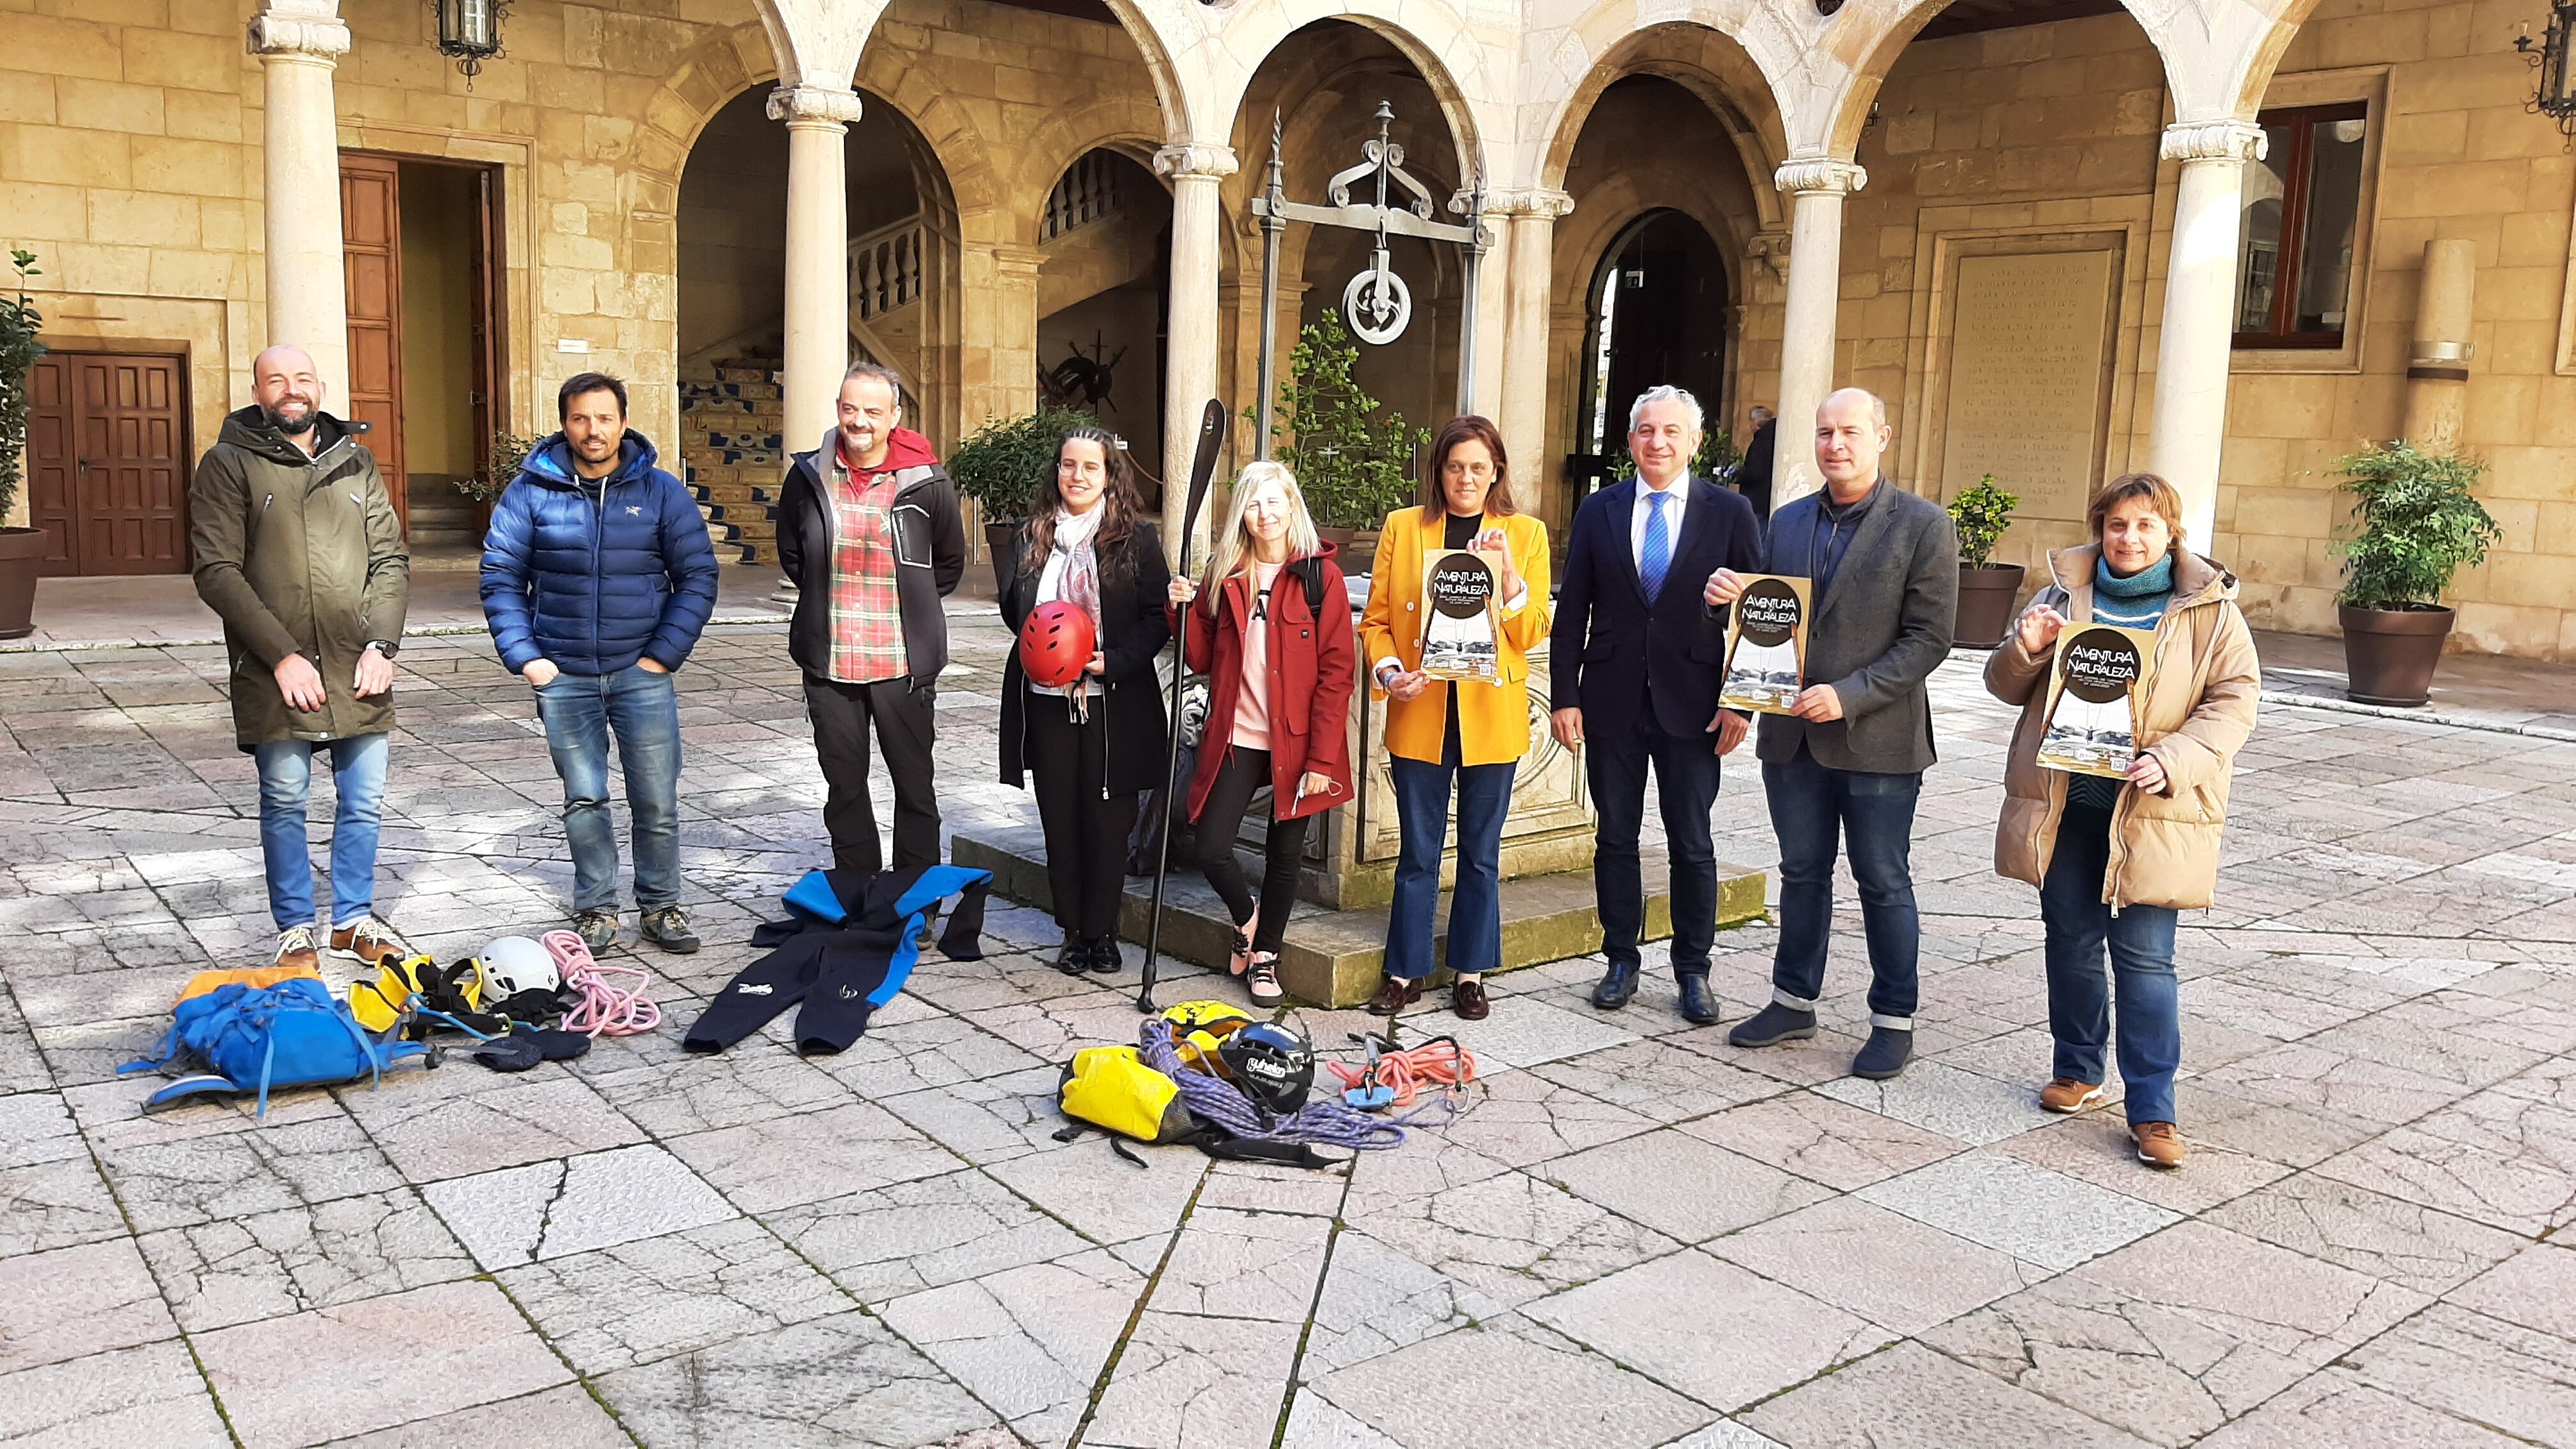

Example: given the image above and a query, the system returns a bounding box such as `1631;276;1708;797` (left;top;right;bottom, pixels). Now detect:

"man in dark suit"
1552;385;1765;1024
1706;387;1960;1080
1735;405;1777;519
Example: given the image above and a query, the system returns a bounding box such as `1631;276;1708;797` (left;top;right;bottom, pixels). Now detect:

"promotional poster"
2039;623;2160;777
1719;574;1813;714
1420;548;1501;681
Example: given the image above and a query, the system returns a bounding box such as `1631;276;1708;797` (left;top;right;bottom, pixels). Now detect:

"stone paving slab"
4;619;2576;1446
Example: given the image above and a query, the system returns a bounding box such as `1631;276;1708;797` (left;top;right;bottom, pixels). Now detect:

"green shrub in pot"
949;404;1100;524
2327;440;2503;707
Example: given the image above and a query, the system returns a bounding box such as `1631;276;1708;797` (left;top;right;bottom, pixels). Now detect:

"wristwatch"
364;639;397;659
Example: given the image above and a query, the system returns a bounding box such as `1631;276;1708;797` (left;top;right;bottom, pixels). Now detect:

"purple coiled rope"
1138;1020;1411;1151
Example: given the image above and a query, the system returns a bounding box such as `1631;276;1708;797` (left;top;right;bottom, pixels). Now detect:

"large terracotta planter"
0;526;47;640
985;519;1020;593
2340;603;2453;707
1952;562;2027;648
1317;525;1381;575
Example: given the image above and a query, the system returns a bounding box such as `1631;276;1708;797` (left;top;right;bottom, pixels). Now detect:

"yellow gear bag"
1058;1044;1200;1145
1156;1000;1252;1077
348;954;482;1034
174;965;321;1007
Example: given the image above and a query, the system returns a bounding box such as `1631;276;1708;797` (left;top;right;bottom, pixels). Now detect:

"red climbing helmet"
1018;601;1096;689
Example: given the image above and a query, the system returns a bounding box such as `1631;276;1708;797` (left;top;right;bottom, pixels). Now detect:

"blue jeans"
1764;746;1922;1028
254;733;389;933
2041;805;2181;1124
535;664;682;914
1386;737;1516;981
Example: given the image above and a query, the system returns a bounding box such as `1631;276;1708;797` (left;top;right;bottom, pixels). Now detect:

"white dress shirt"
1630;473;1690;574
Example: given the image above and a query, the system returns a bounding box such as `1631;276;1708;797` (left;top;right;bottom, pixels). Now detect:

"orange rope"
1328;1037;1476;1109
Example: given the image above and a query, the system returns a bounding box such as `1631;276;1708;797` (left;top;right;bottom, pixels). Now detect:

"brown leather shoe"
328;914;411;969
1365;976;1422;1016
1451;977;1490;1021
2040;1078;2105;1114
2133;1121;2187;1169
272;924;321;975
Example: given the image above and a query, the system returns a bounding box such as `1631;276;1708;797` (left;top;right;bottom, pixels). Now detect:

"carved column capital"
2160;119;2268;164
1485;187;1574;220
1773;157;1867;197
1747;231;1793;284
247;10;350;61
1153;143;1239;181
767;84;865;130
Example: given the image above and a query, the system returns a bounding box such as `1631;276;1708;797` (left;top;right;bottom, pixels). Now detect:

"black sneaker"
640;906;700;954
1728;1002;1819;1048
1087;937;1123;974
1853;1027;1914;1081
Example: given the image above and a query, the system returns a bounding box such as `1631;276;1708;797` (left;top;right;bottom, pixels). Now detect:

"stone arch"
1009;95;1174;244
1206;6;1499;190
1534;24;1790;231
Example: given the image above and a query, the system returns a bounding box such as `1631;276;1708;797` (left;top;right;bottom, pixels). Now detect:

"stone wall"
1818;0;2576;659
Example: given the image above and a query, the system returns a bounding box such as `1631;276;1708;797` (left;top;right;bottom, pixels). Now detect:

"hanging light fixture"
431;0;510;83
2517;1;2576;143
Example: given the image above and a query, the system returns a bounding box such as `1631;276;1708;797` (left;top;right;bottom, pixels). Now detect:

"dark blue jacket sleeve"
479;479;543;673
647;472;721;670
1549;495;1597;713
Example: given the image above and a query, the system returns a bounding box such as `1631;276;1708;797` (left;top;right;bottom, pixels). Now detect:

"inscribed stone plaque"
1940;250;2115;521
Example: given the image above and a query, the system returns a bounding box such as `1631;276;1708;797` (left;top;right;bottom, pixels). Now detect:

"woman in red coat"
1167;461;1358;1006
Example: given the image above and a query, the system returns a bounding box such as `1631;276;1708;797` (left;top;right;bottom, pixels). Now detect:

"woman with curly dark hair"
997;426;1170;974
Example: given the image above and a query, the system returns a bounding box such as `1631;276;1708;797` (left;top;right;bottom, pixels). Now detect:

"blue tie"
1640;489;1672;603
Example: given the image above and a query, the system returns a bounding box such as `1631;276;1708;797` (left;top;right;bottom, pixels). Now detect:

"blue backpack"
119;978;433;1116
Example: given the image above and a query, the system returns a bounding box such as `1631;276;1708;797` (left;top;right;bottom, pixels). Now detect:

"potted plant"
1946;473;2023;648
947;403;1097;588
2330;441;2501;707
0;249;49;639
1252;309;1427;574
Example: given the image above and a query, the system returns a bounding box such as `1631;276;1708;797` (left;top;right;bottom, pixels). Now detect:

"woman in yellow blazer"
1359;415;1552;1020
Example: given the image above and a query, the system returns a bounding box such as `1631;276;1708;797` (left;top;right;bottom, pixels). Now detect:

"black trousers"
1586;683;1724;977
804;675;940;877
1025;694;1135;940
1192;746;1309;955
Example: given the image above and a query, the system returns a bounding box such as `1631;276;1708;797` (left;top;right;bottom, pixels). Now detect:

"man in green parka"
190;344;412;984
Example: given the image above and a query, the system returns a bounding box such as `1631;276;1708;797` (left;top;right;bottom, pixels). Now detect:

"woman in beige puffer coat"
1986;473;2258;1171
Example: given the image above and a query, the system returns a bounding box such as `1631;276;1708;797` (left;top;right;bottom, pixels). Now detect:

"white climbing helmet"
474;935;560;1000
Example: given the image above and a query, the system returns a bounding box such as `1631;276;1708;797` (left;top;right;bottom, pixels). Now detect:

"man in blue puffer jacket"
481;372;721;953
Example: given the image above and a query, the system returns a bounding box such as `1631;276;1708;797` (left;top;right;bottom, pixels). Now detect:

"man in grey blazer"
1705;388;1959;1079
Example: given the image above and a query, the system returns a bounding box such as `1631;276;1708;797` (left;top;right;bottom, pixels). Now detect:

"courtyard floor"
3;602;2575;1448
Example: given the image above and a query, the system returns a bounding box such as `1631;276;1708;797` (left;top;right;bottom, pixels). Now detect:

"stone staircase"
677;354;787;565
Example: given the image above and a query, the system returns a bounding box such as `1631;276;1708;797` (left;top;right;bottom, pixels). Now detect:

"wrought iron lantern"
431;0;509;82
2517;1;2576;142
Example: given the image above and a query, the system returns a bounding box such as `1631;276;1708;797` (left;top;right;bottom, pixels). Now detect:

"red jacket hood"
832;426;940;476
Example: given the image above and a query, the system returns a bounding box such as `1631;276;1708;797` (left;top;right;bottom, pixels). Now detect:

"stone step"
951;824;1768;1008
714;365;780;385
680;379;782;403
684;429;785;452
684;463;790;487
691;482;777;507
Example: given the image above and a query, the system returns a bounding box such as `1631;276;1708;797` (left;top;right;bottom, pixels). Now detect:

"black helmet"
1218;1020;1314;1116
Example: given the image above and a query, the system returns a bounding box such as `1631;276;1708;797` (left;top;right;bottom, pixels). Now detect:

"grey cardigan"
1753;479;1959;774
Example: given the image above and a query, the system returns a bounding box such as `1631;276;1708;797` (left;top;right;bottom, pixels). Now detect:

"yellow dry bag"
1058;1045;1200;1145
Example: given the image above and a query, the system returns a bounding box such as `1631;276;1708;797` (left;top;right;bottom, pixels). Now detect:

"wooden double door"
25;353;192;576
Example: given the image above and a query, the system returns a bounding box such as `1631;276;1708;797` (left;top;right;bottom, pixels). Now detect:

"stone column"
1495;189;1574;494
248;3;353;402
2146;119;2266;547
1154;142;1237;563
1770;158;1866;507
965;242;1045;429
770;84;866;453
2402;239;2477;455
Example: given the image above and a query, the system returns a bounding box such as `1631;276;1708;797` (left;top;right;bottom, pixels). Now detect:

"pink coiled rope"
541;930;663;1038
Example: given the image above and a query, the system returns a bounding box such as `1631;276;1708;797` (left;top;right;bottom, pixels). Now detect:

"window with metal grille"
2233;102;2370;349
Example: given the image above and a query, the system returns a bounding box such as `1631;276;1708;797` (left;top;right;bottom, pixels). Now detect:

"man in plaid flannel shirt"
775;364;967;875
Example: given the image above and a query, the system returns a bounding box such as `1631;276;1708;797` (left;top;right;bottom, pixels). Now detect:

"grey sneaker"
574;910;621;952
640;906;700;954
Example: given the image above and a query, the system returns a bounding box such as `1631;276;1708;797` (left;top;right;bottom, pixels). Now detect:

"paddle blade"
1182;399;1227;541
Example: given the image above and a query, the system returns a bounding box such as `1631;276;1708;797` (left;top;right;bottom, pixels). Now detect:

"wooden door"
340;151;408;532
24;353;191;576
468;163;505;530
